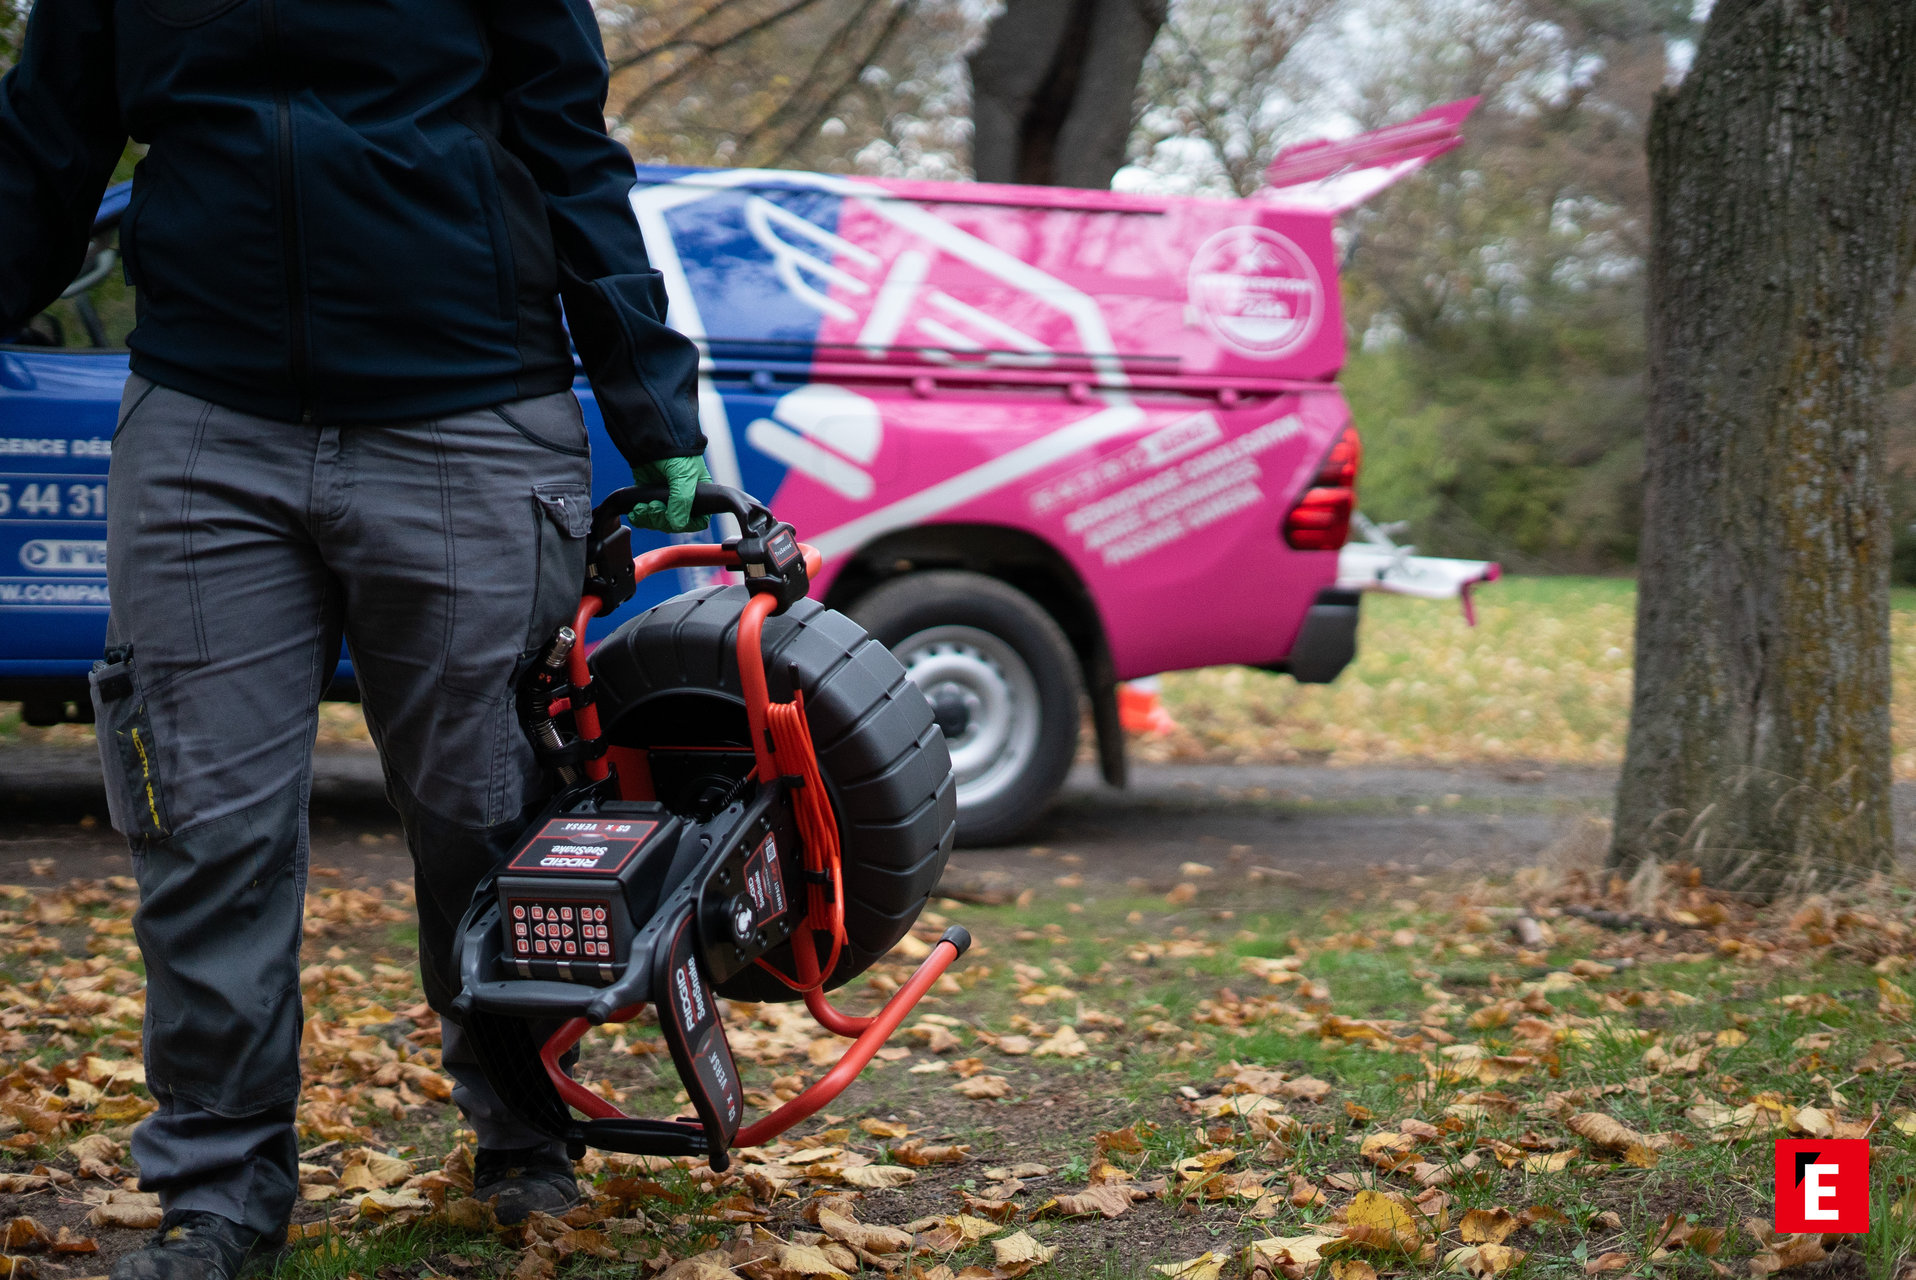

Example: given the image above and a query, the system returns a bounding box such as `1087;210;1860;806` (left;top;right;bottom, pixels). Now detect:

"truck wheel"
850;571;1081;847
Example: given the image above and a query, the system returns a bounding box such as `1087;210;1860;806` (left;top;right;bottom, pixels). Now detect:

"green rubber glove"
629;456;711;534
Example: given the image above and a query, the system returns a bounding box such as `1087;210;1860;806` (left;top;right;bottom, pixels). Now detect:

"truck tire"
587;585;957;1003
849;571;1081;847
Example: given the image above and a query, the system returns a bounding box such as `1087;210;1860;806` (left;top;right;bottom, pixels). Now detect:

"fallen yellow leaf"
86;1201;162;1231
1250;1233;1343;1279
817;1207;913;1256
773;1242;853;1280
953;1075;1010;1100
991;1230;1058;1276
1522;1150;1576;1174
1566;1112;1659;1167
1458;1208;1519;1244
832;1165;916;1190
1341;1189;1425;1253
1044;1186;1140;1220
1445;1244;1526;1276
1153;1253;1225;1280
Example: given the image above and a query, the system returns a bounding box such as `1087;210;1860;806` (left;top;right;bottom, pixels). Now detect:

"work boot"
109;1209;283;1279
473;1144;581;1224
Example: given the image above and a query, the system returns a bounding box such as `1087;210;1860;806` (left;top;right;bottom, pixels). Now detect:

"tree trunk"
1613;0;1916;895
968;0;1166;187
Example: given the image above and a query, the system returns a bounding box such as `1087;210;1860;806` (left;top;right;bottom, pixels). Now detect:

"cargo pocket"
89;647;170;841
528;482;592;651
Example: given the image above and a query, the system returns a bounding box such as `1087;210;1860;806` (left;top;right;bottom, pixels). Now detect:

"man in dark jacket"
0;0;712;1273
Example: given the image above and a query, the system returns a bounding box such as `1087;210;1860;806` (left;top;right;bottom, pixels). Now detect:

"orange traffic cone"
1118;678;1179;736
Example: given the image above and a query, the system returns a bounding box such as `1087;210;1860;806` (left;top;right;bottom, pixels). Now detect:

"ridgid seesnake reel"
450;483;963;1169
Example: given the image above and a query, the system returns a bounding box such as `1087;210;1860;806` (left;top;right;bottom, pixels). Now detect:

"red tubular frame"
733;936;963;1148
735;591;781;783
541;538;932;1151
541;1017;623;1120
571;544;752;782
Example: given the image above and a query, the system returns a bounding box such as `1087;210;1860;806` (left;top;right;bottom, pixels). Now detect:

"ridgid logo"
1773;1140;1869;1234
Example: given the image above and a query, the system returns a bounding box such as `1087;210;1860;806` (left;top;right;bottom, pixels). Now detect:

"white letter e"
1804;1164;1840;1221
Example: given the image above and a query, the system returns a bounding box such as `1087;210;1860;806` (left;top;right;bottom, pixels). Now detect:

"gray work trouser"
90;375;595;1234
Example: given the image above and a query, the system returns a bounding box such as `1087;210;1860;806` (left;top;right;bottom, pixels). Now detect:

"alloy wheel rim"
894;624;1041;812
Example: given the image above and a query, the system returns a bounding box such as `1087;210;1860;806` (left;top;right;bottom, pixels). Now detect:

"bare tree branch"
741;0;891;154
767;0;914;167
608;0;842;125
606;0;770;74
1130;0;1334;196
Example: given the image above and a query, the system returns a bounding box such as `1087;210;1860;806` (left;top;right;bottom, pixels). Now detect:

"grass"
1145;576;1916;778
0;860;1912;1278
915;872;1916;1277
274;1221;511;1279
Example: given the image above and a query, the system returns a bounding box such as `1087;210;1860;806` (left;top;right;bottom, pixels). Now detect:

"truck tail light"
1283;426;1361;551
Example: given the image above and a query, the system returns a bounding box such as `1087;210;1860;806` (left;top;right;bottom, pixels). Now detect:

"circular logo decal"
1188;226;1323;359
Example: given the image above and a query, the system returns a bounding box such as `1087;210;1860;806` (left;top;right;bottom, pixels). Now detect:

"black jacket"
0;0;704;462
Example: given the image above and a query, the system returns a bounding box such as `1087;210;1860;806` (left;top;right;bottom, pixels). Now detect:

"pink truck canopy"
618;99;1482;684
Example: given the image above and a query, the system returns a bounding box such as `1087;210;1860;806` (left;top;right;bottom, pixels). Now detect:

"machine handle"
591;482;775;542
579;1116;710;1158
585;482;805;615
463;978;622;1018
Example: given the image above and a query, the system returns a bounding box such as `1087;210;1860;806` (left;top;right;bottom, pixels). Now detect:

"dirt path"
0;742;1624;893
17;738;1916;894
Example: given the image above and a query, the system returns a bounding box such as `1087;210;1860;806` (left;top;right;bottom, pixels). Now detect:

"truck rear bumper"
1262;587;1360;684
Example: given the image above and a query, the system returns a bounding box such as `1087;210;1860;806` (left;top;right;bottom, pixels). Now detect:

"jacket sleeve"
478;0;705;464
0;0;125;337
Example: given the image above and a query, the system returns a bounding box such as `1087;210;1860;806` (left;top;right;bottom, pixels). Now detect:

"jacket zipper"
261;0;311;421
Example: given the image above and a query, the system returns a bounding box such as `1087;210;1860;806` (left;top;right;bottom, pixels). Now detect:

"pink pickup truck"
641;99;1486;842
1;101;1490;845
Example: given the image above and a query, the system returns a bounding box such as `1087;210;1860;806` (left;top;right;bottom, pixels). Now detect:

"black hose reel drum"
452;484;962;1168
